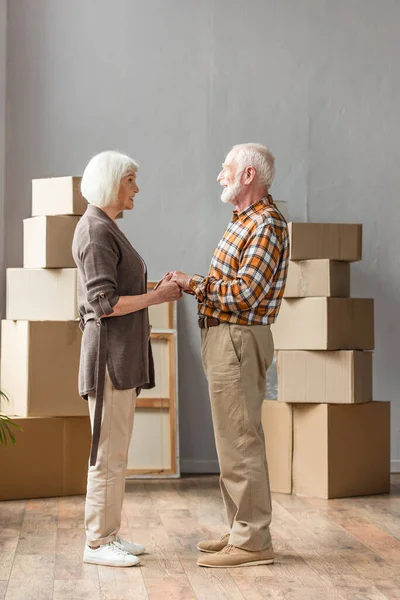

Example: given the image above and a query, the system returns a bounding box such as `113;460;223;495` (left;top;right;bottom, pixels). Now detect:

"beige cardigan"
72;204;155;465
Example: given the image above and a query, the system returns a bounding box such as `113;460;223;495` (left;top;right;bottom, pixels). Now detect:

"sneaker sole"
198;558;274;568
83;557;141;567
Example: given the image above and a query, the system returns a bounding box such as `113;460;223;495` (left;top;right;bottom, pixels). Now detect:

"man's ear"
244;166;256;185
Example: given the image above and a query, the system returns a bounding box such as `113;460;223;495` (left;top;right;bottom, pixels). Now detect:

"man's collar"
232;195;274;221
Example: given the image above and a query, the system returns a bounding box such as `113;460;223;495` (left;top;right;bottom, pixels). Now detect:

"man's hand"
171;271;191;291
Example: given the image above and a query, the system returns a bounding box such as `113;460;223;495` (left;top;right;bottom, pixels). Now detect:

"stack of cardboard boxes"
263;223;390;499
0;177;91;500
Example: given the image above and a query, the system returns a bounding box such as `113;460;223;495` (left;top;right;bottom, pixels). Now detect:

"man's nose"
217;170;223;182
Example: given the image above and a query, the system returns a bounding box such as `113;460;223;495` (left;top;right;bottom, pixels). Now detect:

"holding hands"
153;271;191;304
154;272;182;303
170;271;191;291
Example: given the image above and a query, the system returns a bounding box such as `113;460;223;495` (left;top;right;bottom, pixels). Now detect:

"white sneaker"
116;535;146;556
83;540;141;567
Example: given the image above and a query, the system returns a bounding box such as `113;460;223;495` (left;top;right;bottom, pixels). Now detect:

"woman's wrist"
148;289;161;306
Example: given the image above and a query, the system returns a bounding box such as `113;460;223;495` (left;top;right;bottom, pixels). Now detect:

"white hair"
231;143;275;188
81;150;139;208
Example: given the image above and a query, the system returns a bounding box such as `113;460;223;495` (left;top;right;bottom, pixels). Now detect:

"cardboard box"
277;350;372;404
32;176;87;216
289;222;362;261
284;259;350;298
262;400;293;494
0;416;91;500
0;320;87;417
6;268;78;321
272;297;374;350
23;215;80;268
293;401;390;498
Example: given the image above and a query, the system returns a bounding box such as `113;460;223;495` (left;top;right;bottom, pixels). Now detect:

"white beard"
220;179;243;204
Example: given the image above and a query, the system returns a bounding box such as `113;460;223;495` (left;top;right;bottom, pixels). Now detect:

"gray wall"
0;0;6;323
3;0;400;471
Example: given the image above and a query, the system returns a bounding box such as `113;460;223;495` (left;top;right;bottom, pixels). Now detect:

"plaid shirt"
189;196;289;325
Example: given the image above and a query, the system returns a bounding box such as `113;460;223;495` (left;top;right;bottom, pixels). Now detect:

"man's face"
217;151;243;205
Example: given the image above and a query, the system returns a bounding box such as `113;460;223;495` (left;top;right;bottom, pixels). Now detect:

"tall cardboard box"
284;259;350;298
272;297;374;350
0;320;87;417
277;350;372;404
261;400;293;494
6;268;78;321
23;215;80;268
0;416;91;500
289;222;362;261
32;176;87;216
293;401;390;499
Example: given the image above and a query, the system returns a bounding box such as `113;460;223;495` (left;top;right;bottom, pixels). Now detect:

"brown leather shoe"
197;544;275;568
197;533;230;553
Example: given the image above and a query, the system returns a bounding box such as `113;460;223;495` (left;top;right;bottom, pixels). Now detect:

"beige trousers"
201;323;274;551
85;368;136;546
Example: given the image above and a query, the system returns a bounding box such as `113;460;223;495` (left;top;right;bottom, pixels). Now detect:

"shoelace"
116;535;141;550
222;544;236;554
108;541;129;556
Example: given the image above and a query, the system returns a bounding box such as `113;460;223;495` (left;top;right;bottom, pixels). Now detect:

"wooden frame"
147;281;176;330
126;283;179;478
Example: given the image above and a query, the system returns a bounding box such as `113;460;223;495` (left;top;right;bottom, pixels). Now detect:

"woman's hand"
155;279;182;303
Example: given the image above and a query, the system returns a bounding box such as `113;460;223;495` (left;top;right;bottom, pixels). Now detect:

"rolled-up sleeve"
81;241;120;317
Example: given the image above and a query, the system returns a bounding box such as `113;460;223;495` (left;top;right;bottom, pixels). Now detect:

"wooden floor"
1;475;400;600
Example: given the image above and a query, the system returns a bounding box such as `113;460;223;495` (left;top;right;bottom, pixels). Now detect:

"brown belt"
198;317;220;329
79;312;106;467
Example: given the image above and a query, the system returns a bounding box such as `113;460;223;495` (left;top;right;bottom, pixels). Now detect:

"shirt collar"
232;195;274;222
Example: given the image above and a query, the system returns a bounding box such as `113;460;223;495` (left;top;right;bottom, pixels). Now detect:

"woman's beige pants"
85;369;136;546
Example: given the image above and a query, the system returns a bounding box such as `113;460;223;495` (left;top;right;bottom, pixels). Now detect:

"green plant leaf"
0;411;23;446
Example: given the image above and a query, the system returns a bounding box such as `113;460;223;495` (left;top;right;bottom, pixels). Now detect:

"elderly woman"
72;151;181;567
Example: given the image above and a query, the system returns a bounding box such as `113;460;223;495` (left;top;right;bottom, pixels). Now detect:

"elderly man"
172;143;289;568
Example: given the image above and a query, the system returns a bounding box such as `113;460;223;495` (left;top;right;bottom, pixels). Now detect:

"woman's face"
117;171;139;211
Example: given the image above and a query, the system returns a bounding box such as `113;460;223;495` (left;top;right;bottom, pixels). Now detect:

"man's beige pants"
85;368;137;546
201;323;274;552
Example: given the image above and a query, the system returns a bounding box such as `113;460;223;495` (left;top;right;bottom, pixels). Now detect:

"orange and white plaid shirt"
189;196;289;325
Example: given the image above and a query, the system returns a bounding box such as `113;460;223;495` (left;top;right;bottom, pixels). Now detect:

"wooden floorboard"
0;475;399;599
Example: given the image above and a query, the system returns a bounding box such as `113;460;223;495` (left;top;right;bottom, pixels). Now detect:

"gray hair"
231;143;275;188
81;150;139;208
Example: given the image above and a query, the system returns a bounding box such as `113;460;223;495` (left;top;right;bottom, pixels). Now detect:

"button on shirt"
189;196;289;325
